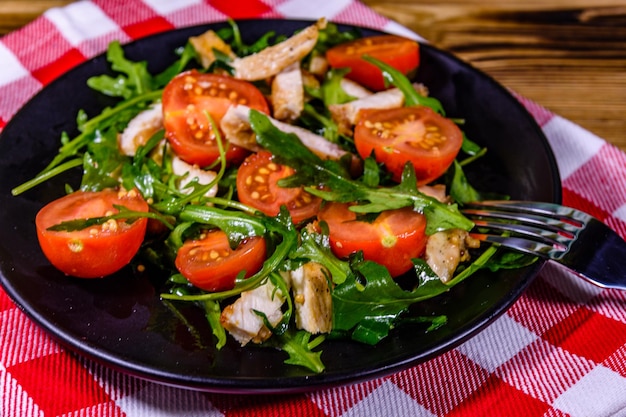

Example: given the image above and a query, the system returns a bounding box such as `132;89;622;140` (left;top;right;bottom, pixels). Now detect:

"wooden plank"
1;0;624;150
363;0;626;150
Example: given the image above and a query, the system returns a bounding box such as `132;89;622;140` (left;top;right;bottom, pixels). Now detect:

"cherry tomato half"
175;230;266;292
236;151;322;224
35;189;149;278
326;35;419;91
354;106;463;184
162;70;270;167
317;202;427;277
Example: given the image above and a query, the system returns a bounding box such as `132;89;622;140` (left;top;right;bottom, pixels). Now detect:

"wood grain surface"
1;0;625;150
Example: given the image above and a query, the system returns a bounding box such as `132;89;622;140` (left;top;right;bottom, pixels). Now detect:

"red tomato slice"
162;70;270;167
317;202;427;277
326;35;419;91
354;106;463;184
175;230;266;292
35;189;149;278
236;151;322;224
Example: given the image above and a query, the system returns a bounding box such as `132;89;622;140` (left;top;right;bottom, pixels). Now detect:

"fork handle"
560;218;626;290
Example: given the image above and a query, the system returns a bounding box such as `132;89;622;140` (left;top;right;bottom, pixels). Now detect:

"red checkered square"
1;309;61;368
93;0;175;40
587;286;626;323
446;375;551;417
207;391;327;416
390;349;491;415
0;288;14;312
209;0;273;18
6;352;111;416
123;17;176;40
160;3;228;28
310;378;383;415
563;144;626;216
514;93;555;127
333;1;390;31
603;344;626;378
2;17;75;74
0;75;42;124
507;276;580;336
543;306;626;364
31;48;86;86
498;339;594;403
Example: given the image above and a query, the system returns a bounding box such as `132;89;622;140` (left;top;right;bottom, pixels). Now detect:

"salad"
13;19;533;373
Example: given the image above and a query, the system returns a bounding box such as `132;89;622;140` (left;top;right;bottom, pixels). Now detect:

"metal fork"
461;200;626;290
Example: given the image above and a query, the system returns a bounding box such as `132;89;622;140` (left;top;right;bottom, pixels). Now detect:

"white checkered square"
0;309;61;368
44;2;120;46
276;0;353;20
0;43;29;88
540;263;603;304
142;0;203;15
456;314;538;373
553;365;626;417
114;383;220;416
382;21;423;40
542;116;605;180
1;369;44;417
343;380;436;417
614;203;626;224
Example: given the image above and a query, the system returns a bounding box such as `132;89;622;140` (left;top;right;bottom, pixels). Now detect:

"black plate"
0;19;560;393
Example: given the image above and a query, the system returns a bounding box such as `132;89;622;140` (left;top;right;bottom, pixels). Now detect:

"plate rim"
0;18;561;393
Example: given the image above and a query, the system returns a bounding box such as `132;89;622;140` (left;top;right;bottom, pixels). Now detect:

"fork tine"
469;219;570;251
468;232;559;257
464;200;588;228
460;200;586;259
462;201;626;291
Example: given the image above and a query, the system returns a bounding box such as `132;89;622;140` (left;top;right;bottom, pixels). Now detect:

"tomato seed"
102;219;119;232
251;191;260;199
68;239;84;253
254;175;265;183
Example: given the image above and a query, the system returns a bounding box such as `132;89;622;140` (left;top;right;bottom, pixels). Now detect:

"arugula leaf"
272;330;325;373
87;41;153;99
250;109;473;234
153;42;199;88
362;55;445;115
178;205;267;247
216;19;284;56
289;227;352;285
332;260;450;343
320;68;357;106
314;22;361;54
201;300;227;349
161;208;299;302
449;160;482;204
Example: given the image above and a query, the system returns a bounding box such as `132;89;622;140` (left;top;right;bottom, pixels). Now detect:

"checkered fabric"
2;1;626;416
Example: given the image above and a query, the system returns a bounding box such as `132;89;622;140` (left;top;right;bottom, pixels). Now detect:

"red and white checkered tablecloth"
2;1;626;416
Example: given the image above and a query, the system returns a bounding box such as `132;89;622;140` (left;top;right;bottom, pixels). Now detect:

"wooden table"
1;0;625;151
